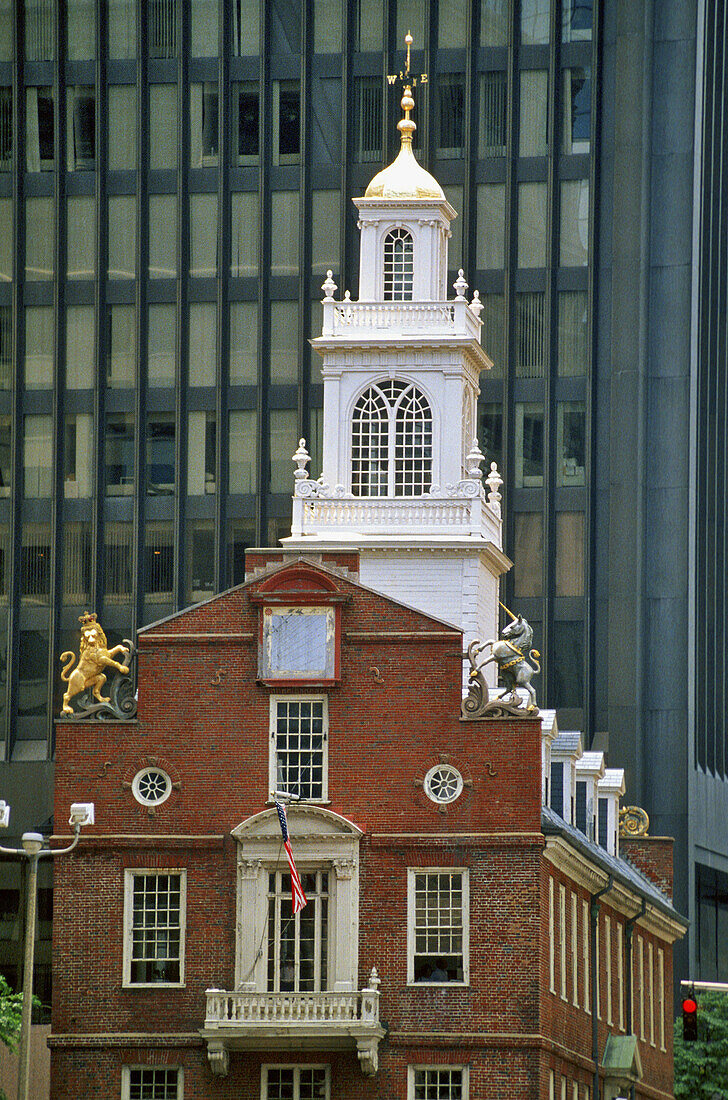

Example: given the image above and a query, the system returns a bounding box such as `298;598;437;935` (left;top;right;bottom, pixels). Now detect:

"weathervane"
387;32;428;89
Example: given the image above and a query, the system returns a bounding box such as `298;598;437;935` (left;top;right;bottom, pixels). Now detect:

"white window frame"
121;1066;183;1100
268;694;329;803
571;891;579;1007
658;947;666;1050
648;940;655;1046
582;899;590;1014
408;1065;469;1100
407;868;469;986
261;1063;330;1099
638;935;645;1040
605;915;612;1024
122;869;186;989
266;867;330;993
350;379;433;498
383;227;414;301
559;883;567;1000
548;877;555;994
260;606;336;681
617;922;625;1030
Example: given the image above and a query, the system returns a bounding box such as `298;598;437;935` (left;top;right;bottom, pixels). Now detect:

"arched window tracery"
383;228;414;301
351;380;432;497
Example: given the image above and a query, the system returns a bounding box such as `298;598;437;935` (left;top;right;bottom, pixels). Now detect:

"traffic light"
682;995;698;1041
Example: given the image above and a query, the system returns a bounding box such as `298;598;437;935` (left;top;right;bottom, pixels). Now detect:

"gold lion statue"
60;613;130;716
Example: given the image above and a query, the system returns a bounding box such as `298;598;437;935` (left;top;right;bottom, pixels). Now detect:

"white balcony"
200;972;385;1077
320;298;482;341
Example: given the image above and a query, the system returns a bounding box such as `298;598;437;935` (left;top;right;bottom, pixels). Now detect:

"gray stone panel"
648;263;693;372
649;153;695;266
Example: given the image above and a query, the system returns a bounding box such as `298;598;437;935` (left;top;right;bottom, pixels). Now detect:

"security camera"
0;801;8;829
69;802;95;828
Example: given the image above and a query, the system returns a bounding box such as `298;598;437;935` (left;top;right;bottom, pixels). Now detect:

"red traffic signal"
682;996;698;1041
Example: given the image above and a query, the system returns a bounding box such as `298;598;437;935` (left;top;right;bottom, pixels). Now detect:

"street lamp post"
0;799;95;1100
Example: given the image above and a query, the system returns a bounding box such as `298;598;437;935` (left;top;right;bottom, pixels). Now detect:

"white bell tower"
282;42;510;667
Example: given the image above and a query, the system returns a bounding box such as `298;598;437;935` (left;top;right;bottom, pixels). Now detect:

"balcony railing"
291;490;501;542
200;970;385;1078
320;298;482;340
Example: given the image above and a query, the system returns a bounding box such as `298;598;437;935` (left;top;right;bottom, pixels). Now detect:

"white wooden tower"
282;44;510;667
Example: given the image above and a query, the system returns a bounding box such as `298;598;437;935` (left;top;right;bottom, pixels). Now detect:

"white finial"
321;270;337;299
453;269;468;301
469;289;483;318
343;289;351;301
486;461;503;517
465;438;485;479
369;966;380;991
292;438;311;481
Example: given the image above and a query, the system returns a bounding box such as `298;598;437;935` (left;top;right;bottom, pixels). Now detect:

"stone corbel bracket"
206;1042;229;1077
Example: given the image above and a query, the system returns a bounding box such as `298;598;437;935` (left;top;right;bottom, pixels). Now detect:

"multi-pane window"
263;1067;329;1100
411;1067;466;1099
354;77;382;163
124;1067;181;1100
270;697;327;801
267;871;329;992
383;229;414;301
351;381;432;497
409;870;468;983
124;872;184;986
436;75;465;158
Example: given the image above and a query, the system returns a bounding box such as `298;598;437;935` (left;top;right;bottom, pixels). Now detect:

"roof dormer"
575;750;605;842
598;768;626;856
549;732;583;826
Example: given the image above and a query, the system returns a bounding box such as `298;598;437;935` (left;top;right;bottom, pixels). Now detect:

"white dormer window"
383;228;414;300
351;380;432;497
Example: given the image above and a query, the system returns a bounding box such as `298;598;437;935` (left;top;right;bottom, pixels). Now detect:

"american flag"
275;800;308;913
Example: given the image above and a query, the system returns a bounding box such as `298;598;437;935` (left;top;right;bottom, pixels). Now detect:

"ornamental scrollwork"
462;606;540;718
619;806;650;837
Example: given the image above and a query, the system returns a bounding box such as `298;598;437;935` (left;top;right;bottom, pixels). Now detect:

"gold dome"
364;139;445;201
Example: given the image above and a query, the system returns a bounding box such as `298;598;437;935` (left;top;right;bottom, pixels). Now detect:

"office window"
0;310;10;389
147;415;175;495
562;0;592;42
354;78;382;163
269;696;327;801
123;1067;181;1100
480;296;505;377
21;524;51;602
696;862;728;980
515;404;544;488
263;1067;329;1100
558;291;588;376
410;1068;467;1100
563;68;591;154
476;184;506;269
521;0;550;43
519;71;548;156
24;416;53;498
108;87;136;170
144;523;174;601
227;521;255;586
274;82;300;165
189;193;218;277
108;306;136;388
515;292;545;377
234;83;259;164
513;513;542;597
66;306;94;389
439;0;467;46
481;0;508;45
396;0;425;41
66;197;96;280
229;410;257;493
62;522;91;604
271;192;299;276
105;413;135;496
518;183;547;268
64;414;93;498
231;192;259;277
189;304;217;386
0;87;10;170
383;230;414;301
26;87;54;170
437;75;465;158
480;404;503;471
66;87;95;169
351;381;432;497
148;0;178;57
104;522;133;602
25;0;55;59
270;409;298;492
25;307;54;389
149;195;177;279
555;513;584;597
124;871;184;986
186;520;215;602
560;181;589;266
67;0;94;58
191;83;218;166
314;0;341;51
108;196;136;279
270;302;299;385
148;304;175;387
552;621;584;709
556;402;586;486
108;0;136;57
191;0;217;55
479;71;507;157
232;0;260;55
149;85;178;169
25;198;54;280
0;197;9;282
444;185;463;270
230;302;258;383
311;191;340;277
187;412;216;495
409;870;468;983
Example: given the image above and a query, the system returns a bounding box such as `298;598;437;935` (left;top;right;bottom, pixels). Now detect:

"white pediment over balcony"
232;805;363;846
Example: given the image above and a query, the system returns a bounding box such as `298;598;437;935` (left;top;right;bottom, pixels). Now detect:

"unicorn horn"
498;599;518;622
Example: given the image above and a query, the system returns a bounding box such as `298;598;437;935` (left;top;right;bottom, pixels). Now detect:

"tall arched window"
383;229;414;301
351;380;432;496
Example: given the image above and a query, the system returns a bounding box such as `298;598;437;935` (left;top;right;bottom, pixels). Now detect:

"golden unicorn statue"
60;612;130;716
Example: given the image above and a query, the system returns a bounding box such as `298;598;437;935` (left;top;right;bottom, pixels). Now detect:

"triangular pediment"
232;806;363;843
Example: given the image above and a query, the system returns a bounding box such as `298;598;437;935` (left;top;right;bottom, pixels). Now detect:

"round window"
132;767;172;807
424;764;464;805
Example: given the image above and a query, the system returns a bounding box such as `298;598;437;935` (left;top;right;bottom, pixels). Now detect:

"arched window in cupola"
383;228;414;301
351;380;432;497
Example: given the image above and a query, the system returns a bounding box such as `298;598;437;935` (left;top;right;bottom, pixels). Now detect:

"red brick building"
50;550;686;1100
